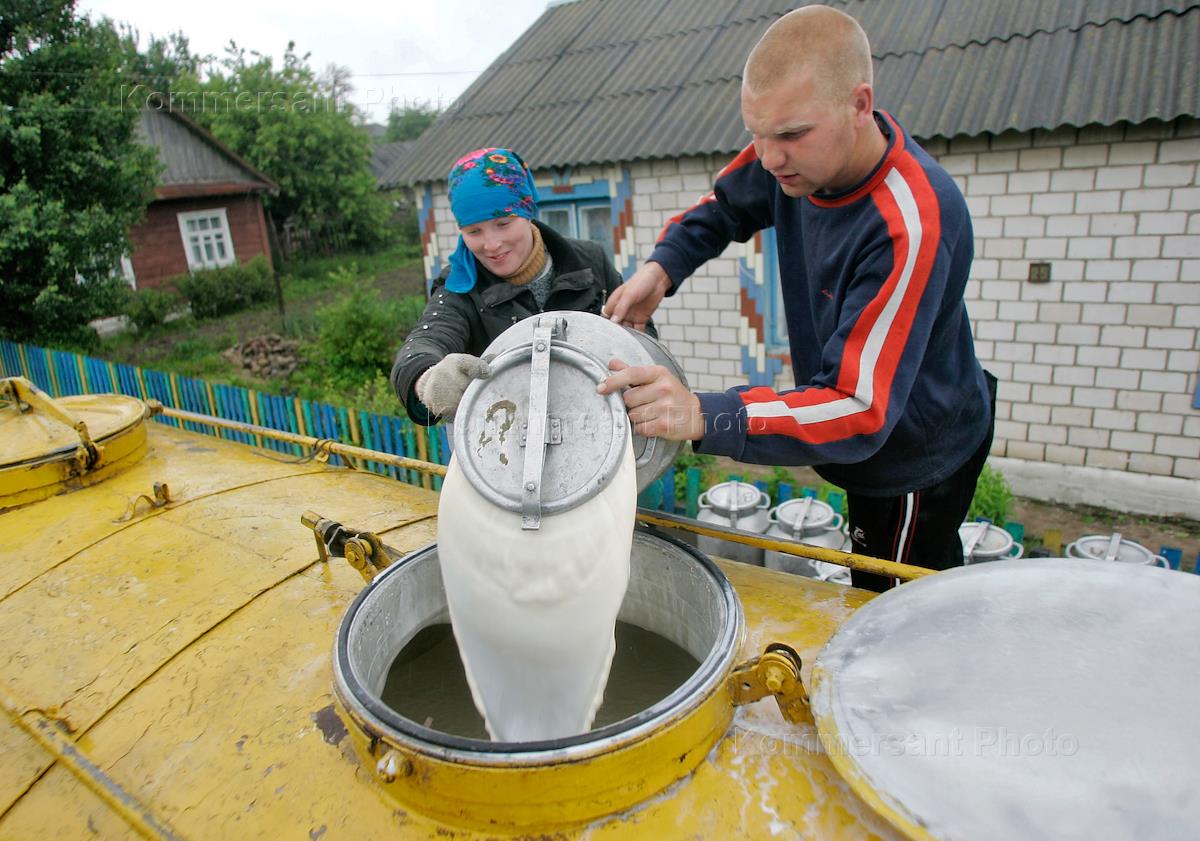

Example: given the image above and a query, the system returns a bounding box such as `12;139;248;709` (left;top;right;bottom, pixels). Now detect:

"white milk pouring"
434;313;681;741
437;436;635;741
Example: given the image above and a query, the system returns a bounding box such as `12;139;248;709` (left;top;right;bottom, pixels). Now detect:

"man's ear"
849;82;875;124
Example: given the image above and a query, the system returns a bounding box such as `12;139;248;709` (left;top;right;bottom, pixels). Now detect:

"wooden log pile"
222;334;301;379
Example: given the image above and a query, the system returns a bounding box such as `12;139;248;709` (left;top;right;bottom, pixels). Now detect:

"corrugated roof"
395;0;1200;184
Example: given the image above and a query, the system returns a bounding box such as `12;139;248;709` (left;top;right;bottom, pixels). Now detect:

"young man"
600;6;996;591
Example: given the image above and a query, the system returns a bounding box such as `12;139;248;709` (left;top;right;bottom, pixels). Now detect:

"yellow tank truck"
2;376;1197;841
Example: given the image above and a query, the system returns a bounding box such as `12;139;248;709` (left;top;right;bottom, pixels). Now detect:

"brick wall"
416;118;1200;489
927;118;1200;483
128;194;273;290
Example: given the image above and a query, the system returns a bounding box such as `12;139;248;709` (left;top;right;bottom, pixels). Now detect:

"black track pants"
847;372;998;593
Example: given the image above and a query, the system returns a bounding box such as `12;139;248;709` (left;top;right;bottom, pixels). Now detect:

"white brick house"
396;0;1200;518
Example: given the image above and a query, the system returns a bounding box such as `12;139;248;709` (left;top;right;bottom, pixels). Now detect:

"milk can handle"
1152;554;1171;569
697;490;710;508
829;513;844;531
634;434;657;470
756;491;769;509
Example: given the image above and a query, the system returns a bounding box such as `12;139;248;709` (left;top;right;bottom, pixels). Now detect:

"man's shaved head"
743;5;873;103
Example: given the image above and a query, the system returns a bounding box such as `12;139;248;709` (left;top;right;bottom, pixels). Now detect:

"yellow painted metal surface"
336;662;736;833
0;406;908;840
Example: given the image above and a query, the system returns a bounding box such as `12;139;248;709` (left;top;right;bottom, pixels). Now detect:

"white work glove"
415;353;490;419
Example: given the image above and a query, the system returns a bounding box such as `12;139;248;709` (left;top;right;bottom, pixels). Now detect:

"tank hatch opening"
0;377;150;510
329;527;748;832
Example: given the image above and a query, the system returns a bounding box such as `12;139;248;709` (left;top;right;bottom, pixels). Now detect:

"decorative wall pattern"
737;231;785;388
418;183;442;293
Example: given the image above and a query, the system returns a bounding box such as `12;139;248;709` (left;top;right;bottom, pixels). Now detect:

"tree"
175;42;391;255
384;103;439;142
0;1;160;349
115;27;209;99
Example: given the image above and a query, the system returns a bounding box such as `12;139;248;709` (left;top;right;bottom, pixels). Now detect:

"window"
539;200;612;253
177;208;236;271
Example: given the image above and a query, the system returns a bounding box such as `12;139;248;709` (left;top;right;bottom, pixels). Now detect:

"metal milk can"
695;481;770;565
958;521;1024;563
764;497;851;583
1066;533;1170;568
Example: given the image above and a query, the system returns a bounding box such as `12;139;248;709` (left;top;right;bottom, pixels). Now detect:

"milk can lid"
773;497;837;533
481;311;686;493
1069;534;1156;564
704;481;766;517
453;322;629;523
958;521;1014;558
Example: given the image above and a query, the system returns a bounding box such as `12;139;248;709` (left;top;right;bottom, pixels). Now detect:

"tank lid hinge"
729;643;812;724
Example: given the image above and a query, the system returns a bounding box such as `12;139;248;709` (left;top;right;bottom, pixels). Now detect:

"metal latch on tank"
114;481;172;522
520;316;567;531
0;377;103;473
301;511;394;583
728;643;812;723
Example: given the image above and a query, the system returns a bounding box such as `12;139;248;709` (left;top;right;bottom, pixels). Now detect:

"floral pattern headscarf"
445;147;539;292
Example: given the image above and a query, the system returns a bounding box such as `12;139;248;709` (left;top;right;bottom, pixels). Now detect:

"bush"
350;371;405;416
124;287;180;333
175;255;275;319
396;294;426;332
672;452;718;504
764;466;797;504
301;279;407;394
968;463;1015;524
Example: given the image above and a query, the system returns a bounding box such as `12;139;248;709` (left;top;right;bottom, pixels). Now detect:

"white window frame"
119;255;136;289
177;207;237;271
538;199;613;255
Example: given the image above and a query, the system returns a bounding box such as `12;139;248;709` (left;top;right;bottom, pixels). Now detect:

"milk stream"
435;433;637;741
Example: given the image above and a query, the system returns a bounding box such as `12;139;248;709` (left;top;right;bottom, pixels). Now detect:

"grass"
277;242;422;294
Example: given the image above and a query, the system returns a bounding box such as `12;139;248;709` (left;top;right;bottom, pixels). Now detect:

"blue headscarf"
445;147;540;293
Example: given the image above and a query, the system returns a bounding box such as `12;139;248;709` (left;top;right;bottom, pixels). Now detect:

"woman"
391;147;630;424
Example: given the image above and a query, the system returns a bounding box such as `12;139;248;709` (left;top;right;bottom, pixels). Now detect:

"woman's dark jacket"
391;221;636;425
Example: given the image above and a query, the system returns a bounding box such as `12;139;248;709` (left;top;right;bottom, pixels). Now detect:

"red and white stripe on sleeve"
740;150;943;444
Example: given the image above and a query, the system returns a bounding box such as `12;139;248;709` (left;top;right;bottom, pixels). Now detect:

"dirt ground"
711;460;1200;572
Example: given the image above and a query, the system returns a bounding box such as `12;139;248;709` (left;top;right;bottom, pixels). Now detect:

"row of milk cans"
695;480;852;585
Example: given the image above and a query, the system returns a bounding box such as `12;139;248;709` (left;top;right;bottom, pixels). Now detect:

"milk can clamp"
520;316;566;531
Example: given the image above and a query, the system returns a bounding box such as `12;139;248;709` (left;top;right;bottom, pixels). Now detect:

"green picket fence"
0;339;447;491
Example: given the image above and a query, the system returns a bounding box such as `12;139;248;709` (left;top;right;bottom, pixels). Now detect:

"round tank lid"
811;558;1200;841
1;378;150;508
1;385;146;467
